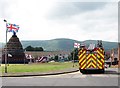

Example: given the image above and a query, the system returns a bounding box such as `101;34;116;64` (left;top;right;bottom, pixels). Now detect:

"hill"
0;38;118;51
21;38;78;51
83;40;118;51
21;38;118;51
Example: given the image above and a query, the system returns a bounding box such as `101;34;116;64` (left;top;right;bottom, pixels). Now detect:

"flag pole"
73;42;75;67
4;19;7;73
73;50;75;67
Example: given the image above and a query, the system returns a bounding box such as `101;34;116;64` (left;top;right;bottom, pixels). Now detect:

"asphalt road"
2;68;119;86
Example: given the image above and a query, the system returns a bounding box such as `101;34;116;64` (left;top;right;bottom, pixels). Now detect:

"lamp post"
4;19;7;73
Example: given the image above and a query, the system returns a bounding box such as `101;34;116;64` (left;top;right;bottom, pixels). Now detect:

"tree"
25;46;44;51
25;46;34;51
34;47;44;51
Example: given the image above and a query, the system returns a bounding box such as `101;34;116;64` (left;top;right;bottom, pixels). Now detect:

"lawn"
1;62;78;73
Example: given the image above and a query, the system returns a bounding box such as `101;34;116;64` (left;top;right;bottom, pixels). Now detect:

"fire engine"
78;40;105;73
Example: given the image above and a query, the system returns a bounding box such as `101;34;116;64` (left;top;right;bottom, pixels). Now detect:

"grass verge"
1;62;78;74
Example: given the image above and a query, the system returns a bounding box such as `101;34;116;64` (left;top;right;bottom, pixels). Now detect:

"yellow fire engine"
78;40;105;73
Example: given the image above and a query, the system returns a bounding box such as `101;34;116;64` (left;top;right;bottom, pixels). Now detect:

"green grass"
1;62;78;73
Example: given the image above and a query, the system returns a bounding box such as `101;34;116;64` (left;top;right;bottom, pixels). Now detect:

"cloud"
0;0;118;42
46;2;118;42
47;2;107;19
0;0;10;18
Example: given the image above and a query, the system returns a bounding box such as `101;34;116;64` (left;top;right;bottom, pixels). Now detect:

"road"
2;68;119;86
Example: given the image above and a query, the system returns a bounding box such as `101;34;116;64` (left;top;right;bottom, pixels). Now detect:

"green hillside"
0;38;118;51
20;38;118;51
83;40;118;51
21;38;78;51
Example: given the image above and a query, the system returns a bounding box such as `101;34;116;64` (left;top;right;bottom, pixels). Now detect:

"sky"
0;0;118;42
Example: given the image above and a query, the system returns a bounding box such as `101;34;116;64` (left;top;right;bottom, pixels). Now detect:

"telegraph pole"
4;19;7;73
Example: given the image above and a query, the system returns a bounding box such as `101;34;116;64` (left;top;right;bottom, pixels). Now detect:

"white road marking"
91;74;109;77
91;74;119;78
7;69;119;78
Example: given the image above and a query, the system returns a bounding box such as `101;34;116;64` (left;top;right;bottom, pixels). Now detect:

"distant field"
1;62;78;73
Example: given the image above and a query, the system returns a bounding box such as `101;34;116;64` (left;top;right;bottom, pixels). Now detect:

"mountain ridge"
21;38;118;51
0;38;118;51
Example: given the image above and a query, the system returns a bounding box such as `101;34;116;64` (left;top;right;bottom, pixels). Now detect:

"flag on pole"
6;23;19;33
74;42;80;48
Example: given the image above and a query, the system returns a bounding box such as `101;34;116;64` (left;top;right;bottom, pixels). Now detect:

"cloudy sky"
0;0;118;42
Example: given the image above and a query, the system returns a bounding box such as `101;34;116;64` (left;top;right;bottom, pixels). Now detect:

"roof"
25;51;70;57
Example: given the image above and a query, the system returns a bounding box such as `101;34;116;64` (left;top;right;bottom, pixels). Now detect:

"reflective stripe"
81;58;86;66
91;62;96;68
97;59;102;65
97;50;104;58
79;53;86;63
87;62;91;68
81;64;86;69
97;48;104;69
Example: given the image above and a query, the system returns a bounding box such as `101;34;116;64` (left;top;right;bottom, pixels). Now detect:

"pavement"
1;68;79;77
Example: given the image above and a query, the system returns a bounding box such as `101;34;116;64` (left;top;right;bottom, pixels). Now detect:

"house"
25;51;70;63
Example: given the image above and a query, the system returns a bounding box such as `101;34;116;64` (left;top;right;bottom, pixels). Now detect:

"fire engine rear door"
86;51;97;69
